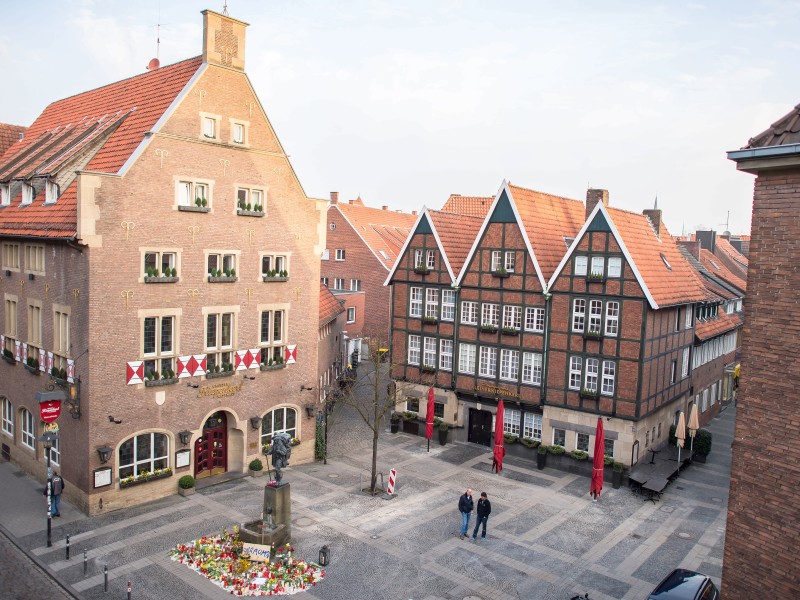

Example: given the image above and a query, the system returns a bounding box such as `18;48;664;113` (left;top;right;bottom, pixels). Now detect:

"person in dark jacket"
48;472;65;517
471;492;491;541
458;488;473;539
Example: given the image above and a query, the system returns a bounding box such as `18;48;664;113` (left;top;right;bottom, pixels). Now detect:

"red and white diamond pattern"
234;349;260;371
177;355;207;378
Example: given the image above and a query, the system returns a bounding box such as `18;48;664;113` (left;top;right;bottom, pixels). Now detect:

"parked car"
647;569;719;600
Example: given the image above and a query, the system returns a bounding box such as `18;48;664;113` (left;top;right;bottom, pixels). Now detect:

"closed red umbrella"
493;400;506;473
425;387;434;452
590;417;605;501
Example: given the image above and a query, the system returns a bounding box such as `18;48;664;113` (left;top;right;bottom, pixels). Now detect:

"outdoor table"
642;476;669;503
648;449;661;464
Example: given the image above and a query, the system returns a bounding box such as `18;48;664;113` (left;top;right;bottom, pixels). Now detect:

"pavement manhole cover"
328;474;340;479
660;506;675;513
293;517;315;528
677;532;693;539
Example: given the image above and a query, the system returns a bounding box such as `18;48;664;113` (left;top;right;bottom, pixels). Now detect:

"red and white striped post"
387;468;397;495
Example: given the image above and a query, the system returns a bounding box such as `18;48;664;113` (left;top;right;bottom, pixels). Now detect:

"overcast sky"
2;1;798;235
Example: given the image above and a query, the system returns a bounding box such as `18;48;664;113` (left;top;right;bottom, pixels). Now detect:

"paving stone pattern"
0;361;736;600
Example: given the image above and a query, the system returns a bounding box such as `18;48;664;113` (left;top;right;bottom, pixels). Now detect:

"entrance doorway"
195;412;227;479
468;408;493;446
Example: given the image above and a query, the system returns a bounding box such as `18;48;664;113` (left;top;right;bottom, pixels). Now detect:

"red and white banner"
285;345;297;365
21;343;28;364
66;359;75;383
47;351;54;374
235;349;260;371
126;361;144;385
14;340;21;361
39;348;46;372
177;354;207;378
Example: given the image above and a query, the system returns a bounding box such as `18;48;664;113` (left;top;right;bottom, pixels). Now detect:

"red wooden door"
195;412;227;478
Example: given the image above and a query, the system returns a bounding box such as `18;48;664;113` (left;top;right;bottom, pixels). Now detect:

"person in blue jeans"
458;488;473;539
46;472;64;517
471;492;491;541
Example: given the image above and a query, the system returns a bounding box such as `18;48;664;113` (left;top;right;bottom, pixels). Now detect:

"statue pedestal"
239;483;291;551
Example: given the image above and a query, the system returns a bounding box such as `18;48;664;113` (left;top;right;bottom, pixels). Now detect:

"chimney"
349;200;354;204
382;205;388;211
330;192;339;204
696;230;717;253
585;189;609;219
643;208;663;237
412;211;417;216
677;239;702;260
202;10;249;71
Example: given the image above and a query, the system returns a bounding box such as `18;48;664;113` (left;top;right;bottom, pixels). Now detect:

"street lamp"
38;430;58;548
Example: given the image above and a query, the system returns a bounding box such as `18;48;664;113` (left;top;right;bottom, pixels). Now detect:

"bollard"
103;565;108;593
127;581;132;600
65;535;70;560
83;549;88;577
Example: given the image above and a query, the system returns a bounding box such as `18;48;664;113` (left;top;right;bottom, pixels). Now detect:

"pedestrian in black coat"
471;492;491;541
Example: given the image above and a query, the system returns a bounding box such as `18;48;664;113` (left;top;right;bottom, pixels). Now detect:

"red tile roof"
606;207;707;307
319;283;345;326
0;123;26;158
695;311;743;341
698;248;747;292
427;210;484;276
333;202;417;270
0;57;203;238
745;102;800;148
440;194;493;218
509;183;586;280
713;236;748;279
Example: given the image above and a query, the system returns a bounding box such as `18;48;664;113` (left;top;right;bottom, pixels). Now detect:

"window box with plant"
504;433;518;444
420;364;436;374
23;356;40;375
262;270;289;282
492;268;510;278
290;437;300;447
144;267;179;283
583;329;603;340
208;268;237;283
422;316;438;326
586;272;605;282
579;388;600;401
120;467;173;489
248;458;264;477
178;197;210;213
178;474;195;496
1;348;15;365
50;367;67;383
479;324;498;334
206;363;235;379
144;369;178;387
501;326;519;336
260;357;286;371
236;200;265;217
413;265;430;275
570;449;589;461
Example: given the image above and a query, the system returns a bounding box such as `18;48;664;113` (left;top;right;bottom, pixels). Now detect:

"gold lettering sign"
473;384;519;399
198;381;244;398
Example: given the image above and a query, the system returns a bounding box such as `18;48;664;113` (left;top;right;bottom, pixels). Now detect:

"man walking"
471;492;491;541
49;471;64;517
458;488;473;539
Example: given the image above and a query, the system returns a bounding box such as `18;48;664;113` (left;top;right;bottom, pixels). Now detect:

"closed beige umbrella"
676;411;686;463
688;404;700;453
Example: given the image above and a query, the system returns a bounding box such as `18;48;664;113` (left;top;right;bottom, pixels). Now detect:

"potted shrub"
520;437;539;449
390;412;401;434
504;433;518;444
692;429;712;463
1;348;15;364
570;450;589;461
612;461;624;489
402;411;419;435
537;444;548;470
248;458;264;477
438;422;449;446
178;475;195;497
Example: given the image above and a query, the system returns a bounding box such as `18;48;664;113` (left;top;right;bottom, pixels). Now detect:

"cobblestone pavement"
0;360;735;600
0;527;76;599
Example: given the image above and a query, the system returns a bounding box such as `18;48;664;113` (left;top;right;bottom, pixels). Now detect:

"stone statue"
265;431;292;484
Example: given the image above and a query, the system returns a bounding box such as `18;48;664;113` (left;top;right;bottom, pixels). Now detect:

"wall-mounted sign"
40;399;62;422
474;384;519;399
175;449;191;468
198;381;243;399
94;467;112;489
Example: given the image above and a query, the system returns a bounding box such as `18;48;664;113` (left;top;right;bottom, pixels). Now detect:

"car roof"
648;569;712;600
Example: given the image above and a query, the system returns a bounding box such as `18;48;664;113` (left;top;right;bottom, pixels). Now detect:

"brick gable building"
0;10;325;514
724;102;800;596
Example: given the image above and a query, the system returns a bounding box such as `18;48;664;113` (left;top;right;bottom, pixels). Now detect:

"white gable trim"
546;202;659;309
383;206;454;285
454;179;546;290
118;63;208;177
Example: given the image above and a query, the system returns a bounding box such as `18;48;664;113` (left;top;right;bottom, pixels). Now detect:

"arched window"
261;407;297;447
44;430;60;466
1;398;12;437
118;432;169;479
20;408;35;449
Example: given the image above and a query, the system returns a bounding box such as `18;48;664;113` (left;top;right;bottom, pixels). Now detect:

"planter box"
422;319;438;326
208;276;238;283
586;275;605;283
501;329;520;337
413;267;430;275
402;420;420;436
178;205;210;213
144;377;179;388
23;363;40;375
206;370;235;379
144;276;179;284
120;470;173;489
579;390;600;401
178;487;195;497
260;363;287;372
420;366;436;374
438;428;449;445
491;271;510;278
262;276;288;282
583;331;603;340
480;326;498;334
390;421;400;434
1;354;16;365
237;209;264;217
50;374;68;386
249;469;265;478
692;453;708;463
537;452;547;470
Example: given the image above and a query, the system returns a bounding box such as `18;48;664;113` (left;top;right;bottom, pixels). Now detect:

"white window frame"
205;312;235;371
605;301;619;337
425;289;439;319
499;349;519;381
144;250;177;278
201;114;220;140
521;352;542;385
347;307;356;323
0;183;10;207
588;300;602;334
177;179;210;208
576;432;590;452
504;251;516;272
261;254;287;277
590;256;605;277
439;339;453;371
1;398;12;437
236;187;265;212
574;255;588;276
503;408;521;435
572;299;586;332
458;343;476;374
479;346;497;377
260;407;298;446
681;348;690;379
441;290;455;321
142;315;176;378
259;309;286;365
553;428;566;447
481;303;499;327
45;180;59;204
335;249;346;261
461;301;478;325
523;413;542;441
491;251;502;272
333;278;345;290
2;242;20;270
118;432;169;479
569;356;582;390
502;305;522;330
585;358;599;392
602;360;616;395
21;408;35;449
410;287;423;318
230;119;248;145
423;337;436;368
349;279;361;291
408;335;420;365
685;305;694;328
414;249;424;268
21;183;34;206
426;250;436;270
607;256;622;278
207;252;237;277
525;307;545;333
46;436;60;467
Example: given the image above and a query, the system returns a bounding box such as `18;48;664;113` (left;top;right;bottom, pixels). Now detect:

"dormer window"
45;181;59;204
21;183;35;206
0;184;10;207
590;256;605;277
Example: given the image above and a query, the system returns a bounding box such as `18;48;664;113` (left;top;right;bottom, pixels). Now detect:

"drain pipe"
540;290;553;404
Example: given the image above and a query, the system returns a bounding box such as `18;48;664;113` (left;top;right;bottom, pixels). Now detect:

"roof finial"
223;0;229;16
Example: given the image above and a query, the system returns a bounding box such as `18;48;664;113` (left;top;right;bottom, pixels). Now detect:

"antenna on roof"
147;3;163;70
654;195;658;210
223;1;229;16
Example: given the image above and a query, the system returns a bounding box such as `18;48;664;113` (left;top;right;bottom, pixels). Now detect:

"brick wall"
723;168;800;597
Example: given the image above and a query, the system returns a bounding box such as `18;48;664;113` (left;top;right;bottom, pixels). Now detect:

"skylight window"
709;259;721;270
563;236;575;248
379;250;389;260
660;253;672;271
